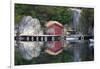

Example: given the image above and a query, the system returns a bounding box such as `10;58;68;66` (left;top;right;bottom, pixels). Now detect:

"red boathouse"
45;21;63;55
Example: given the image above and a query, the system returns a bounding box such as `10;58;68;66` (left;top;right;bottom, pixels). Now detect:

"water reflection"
63;40;94;62
15;39;94;65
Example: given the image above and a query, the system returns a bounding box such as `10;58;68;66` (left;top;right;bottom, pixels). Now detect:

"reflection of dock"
15;35;94;42
15;35;61;42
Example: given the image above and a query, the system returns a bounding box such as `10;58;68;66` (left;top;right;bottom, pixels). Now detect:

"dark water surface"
15;40;94;65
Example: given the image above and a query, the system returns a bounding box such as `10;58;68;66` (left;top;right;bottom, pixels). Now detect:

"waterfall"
70;8;81;32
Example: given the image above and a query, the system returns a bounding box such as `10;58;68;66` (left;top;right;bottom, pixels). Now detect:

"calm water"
15;40;94;65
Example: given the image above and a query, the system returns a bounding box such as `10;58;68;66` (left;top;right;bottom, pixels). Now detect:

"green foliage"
79;8;94;35
15;4;72;25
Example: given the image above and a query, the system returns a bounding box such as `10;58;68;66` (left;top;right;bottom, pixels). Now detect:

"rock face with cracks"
15;16;43;60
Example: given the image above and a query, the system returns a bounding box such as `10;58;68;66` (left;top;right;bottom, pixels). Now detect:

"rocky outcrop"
15;16;43;60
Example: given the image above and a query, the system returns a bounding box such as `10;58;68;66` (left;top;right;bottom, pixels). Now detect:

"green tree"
79;8;94;35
